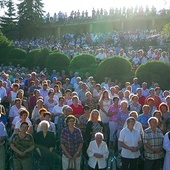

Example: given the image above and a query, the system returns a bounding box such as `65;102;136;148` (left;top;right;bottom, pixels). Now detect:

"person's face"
118;92;124;98
137;89;142;95
95;135;103;144
160;106;167;113
92;112;99;119
43;84;48;90
127;119;135;128
20;113;28;120
65;108;73;116
113;98;119;104
49;92;54;98
121;102;127;109
15;101;21;108
67;119;75;127
44;115;50;121
132;97;138;103
149;119;158;128
41;123;48;131
20;124;29;133
72;98;78;105
143;106;150;114
37;101;43;107
154;112;161;120
149;90;154;96
130;113;137;120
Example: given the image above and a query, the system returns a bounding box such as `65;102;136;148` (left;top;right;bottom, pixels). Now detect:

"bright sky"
1;0;170;16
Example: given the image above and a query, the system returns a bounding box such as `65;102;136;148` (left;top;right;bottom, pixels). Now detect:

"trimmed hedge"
45;52;70;73
95;56;133;83
69;54;98;77
135;61;170;90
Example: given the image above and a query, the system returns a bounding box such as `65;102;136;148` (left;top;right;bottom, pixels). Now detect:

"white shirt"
9;105;26;119
123;121;144;137
119;127;141;158
52;105;64;124
87;140;109;169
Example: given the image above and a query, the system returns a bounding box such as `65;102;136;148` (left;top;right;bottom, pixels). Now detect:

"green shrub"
26;49;41;68
95;56;133;84
45;52;70;74
0;31;12;64
135;61;170;90
69;54;98;77
6;48;27;66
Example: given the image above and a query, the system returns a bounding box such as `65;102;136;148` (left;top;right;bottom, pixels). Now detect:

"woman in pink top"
108;97;121;148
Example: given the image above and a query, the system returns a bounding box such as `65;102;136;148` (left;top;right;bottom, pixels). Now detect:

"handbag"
67;159;77;170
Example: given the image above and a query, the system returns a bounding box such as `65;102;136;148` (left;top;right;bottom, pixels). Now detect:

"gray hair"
95;132;104;139
39;120;50;130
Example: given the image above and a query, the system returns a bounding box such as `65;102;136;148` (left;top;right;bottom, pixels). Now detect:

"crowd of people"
12;29;170;67
0;64;170;170
44;6;170;24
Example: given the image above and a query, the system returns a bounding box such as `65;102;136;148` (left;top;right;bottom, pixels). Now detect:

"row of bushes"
0;32;170;89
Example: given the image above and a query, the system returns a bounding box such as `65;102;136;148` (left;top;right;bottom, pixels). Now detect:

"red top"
70;104;83;116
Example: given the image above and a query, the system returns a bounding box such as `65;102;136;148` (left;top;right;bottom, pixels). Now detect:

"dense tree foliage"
0;0;17;39
17;0;45;37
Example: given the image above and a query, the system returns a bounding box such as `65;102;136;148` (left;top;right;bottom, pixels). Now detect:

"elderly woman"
10;122;34;170
143;117;164;170
119;117;142;170
61;115;83;170
87;132;109;170
34;120;55;170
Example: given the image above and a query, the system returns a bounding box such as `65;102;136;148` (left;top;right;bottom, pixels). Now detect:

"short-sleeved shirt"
11;133;34;159
143;127;164;160
137;114;151;129
61;127;83;157
9;105;26;119
116;111;129;130
108;104;121;122
119;127;141;158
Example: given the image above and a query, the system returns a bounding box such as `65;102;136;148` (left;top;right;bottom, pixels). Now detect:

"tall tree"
17;0;45;38
0;0;17;39
0;0;6;8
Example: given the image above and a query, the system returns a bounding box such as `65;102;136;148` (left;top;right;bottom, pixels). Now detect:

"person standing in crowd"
87;132;109;170
129;95;142;114
108;96;121;148
85;109;104;146
10;122;34;170
143;117;164;170
137;105;151;130
0;122;7;170
70;95;83;118
99;90;112;143
61;115;83;170
119;117;142;170
57;105;73;136
116;100;130;138
131;77;140;94
34;120;55;170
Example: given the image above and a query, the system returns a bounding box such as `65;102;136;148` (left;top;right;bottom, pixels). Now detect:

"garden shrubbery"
45;52;70;73
95;56;133;84
69;54;98;78
135;61;170;90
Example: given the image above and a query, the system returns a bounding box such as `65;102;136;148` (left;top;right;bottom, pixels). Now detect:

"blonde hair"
89;109;101;121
